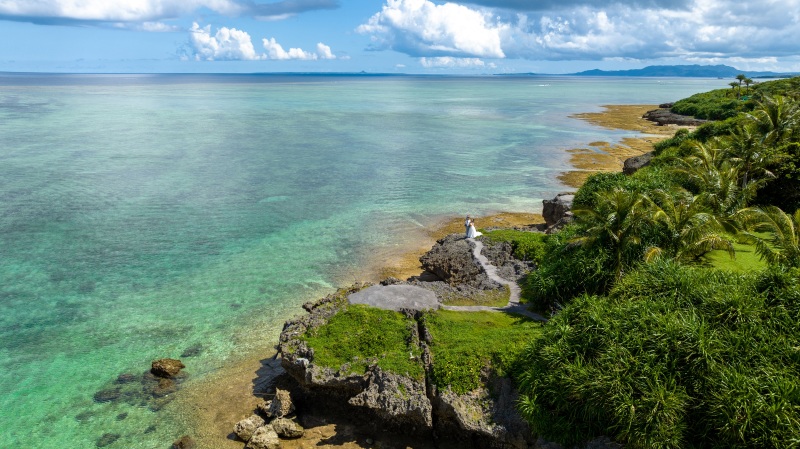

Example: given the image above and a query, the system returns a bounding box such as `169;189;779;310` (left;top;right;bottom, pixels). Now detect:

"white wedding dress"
466;223;482;239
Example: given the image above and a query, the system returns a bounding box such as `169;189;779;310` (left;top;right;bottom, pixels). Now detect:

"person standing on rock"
467;219;482;239
465;215;471;238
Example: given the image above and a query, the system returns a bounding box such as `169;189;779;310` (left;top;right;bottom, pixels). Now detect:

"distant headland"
500;64;799;78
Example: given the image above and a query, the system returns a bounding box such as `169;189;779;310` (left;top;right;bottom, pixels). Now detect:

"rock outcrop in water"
232;389;306;448
151;358;185;378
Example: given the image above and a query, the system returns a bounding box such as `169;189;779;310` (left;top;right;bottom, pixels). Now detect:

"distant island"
501;64;798;78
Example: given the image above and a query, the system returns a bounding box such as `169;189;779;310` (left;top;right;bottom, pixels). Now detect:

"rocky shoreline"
174;103;698;448
229;233;538;448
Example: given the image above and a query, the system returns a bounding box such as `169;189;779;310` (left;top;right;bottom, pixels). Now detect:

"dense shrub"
517;261;800;449
573;167;678;209
671;89;747;120
521;226;615;311
688;118;739;142
653;128;691;155
754;141;800;212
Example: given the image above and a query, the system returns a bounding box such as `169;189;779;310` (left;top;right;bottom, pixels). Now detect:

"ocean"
0;73;725;448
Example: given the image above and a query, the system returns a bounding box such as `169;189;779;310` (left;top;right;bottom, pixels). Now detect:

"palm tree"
737;206;800;267
644;189;735;262
746;95;800;145
571;188;649;278
670;141;762;222
736;73;746;95
729;82;740;99
720;125;776;189
744;78;753;95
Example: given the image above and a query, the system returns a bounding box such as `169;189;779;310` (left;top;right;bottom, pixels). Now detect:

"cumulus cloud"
461;0;692;12
420;57;493;68
358;0;800;64
187;22;337;61
261;38;338;60
190;22;264;61
0;0;338;27
357;0;506;58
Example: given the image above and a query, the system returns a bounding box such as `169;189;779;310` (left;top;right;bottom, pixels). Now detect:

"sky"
0;0;798;74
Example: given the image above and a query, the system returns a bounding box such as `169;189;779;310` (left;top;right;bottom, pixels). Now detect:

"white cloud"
262;38;338;60
316;43;336;60
359;0;800;65
189;22;264;61
357;0;506;58
187;23;338;62
0;0;244;23
0;0;339;27
420;57;490;68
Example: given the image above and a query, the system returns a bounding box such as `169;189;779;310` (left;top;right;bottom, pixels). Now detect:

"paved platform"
348;284;440;311
348;237;546;322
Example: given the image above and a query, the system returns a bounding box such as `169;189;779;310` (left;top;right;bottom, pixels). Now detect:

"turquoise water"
0;74;725;447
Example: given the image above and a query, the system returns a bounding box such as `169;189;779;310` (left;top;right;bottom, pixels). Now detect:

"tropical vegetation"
517;75;800;448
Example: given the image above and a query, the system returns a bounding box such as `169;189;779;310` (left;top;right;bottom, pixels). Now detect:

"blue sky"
0;0;798;74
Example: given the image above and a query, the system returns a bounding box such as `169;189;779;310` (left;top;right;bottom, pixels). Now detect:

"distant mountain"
569;64;797;78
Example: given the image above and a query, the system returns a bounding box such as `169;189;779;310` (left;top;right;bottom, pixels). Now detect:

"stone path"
348;238;546;322
441;239;546;321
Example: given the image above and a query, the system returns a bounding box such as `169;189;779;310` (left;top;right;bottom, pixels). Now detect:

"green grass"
441;285;510;307
302;304;424;380
481;229;548;263
703;239;767;273
424;310;543;394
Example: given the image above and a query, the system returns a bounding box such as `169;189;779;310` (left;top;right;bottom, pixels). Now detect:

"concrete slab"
348;284;440;311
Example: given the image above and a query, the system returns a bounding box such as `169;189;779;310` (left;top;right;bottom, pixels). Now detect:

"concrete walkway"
347;237;546;322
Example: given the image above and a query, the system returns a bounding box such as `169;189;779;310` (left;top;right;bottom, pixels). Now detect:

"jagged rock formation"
419;234;499;289
622;152;654;175
277;293;536;448
642;108;707;126
542;193;575;233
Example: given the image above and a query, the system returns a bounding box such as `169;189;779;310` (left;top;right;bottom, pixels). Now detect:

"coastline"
173;103;672;448
558;104;682;188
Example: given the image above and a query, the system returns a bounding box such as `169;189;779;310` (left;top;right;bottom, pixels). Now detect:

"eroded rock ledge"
277;290;535;448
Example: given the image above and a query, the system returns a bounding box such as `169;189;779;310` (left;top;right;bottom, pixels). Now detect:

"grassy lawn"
481;229;548;263
702;237;767;273
302;304;425;380
441;285;510;307
424;310;543;394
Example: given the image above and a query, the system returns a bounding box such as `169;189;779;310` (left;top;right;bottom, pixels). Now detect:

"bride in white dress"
466;219;482;239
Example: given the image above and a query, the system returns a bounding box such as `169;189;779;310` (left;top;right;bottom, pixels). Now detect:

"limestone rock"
234;414;266;442
348;368;433;428
433;376;534;449
246;426;281;449
150;358;185;378
623;151;653;175
271;417;304;439
480;238;535;279
256;400;272;417
419;234;497;289
642;108;707;126
542;192;574;229
268;389;295;418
